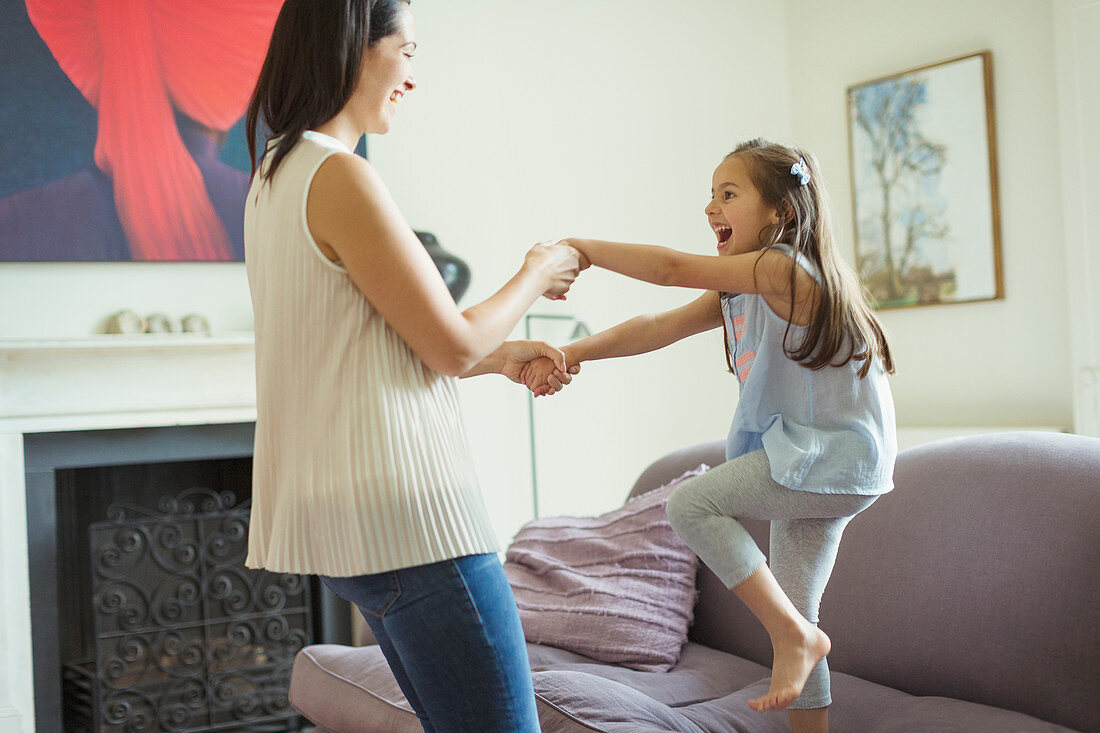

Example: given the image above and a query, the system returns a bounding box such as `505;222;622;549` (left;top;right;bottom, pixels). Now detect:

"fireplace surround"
0;335;351;733
27;423;352;732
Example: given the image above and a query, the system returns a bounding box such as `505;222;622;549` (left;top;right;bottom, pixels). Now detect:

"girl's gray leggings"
665;449;878;710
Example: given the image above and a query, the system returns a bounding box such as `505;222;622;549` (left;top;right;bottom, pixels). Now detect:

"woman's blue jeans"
320;553;540;733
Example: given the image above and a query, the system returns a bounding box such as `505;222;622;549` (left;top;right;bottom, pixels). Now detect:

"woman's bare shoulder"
312;151;379;197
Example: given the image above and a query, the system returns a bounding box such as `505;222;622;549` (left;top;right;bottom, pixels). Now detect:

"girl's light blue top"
720;244;897;495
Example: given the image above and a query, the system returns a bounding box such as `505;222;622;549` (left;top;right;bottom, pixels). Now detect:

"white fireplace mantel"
0;335;258;733
0;334;258;433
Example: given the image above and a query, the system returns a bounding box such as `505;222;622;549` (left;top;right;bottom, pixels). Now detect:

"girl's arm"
522;291;722;394
564;237;801;299
565;290;722;366
307;153;582;378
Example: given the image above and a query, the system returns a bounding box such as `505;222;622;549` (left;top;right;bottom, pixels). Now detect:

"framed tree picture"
847;51;1003;309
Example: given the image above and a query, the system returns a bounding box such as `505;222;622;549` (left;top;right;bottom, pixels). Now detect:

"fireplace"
23;423;351;733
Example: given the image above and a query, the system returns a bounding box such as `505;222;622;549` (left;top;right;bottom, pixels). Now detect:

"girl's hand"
524;240;583;300
521;356;581;397
557;238;592;271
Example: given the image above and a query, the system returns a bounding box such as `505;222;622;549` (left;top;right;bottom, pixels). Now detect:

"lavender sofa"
289;432;1099;732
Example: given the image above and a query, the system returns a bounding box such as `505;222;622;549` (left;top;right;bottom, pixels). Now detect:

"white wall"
368;0;791;539
1054;0;1100;436
786;0;1073;430
0;263;252;338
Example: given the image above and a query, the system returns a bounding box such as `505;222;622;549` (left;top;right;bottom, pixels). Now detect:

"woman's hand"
524;241;584;300
495;340;563;383
460;339;579;390
520;354;581;397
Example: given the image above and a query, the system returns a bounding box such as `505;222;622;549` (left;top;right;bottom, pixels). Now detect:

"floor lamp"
524;313;591;518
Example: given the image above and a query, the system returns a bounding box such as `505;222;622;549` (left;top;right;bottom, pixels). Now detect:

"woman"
243;1;583;730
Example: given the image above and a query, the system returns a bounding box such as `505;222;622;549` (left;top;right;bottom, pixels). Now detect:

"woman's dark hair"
245;0;411;182
721;138;895;378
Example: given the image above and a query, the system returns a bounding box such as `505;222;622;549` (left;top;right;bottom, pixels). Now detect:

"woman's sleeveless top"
244;131;498;576
720;244;897;495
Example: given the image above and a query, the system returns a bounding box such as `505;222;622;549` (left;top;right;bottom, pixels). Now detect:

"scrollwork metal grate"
63;488;310;732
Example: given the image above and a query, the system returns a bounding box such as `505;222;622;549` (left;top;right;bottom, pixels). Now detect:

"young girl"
523;139;896;732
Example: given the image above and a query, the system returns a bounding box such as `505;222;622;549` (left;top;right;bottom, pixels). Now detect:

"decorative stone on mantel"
0;334;258;733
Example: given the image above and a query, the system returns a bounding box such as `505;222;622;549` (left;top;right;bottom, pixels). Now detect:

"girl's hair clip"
790;158;810;186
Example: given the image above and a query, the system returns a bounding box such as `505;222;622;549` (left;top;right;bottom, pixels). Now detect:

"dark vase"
415;230;470;303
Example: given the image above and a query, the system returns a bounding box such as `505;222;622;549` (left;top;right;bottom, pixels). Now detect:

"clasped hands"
521;352;577;397
495;239;587;397
494;339;579;397
527;238;591;301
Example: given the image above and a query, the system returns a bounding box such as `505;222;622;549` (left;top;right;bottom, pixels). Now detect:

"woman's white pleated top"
243;131;499;576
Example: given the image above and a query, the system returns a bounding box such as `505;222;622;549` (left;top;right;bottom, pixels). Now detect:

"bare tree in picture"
851;77;950;305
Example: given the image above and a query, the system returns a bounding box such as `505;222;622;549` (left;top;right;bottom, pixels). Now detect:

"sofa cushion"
534;665;1081;733
289;644;419;733
534;670;788;733
504;466;706;671
821;671;1079;733
527;641;770;708
290;640;770;733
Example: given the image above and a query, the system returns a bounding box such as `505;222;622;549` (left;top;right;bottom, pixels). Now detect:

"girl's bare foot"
748;620;830;712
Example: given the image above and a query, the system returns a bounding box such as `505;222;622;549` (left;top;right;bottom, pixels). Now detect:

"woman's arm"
307;153;582;377
461;340;566;381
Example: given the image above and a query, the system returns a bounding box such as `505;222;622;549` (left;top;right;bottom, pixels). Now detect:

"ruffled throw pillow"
503;466;708;672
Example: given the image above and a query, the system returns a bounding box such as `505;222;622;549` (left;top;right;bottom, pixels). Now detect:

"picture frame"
846;51;1003;309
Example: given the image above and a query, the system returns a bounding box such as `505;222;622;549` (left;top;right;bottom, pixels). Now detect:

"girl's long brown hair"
721;138;894;378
